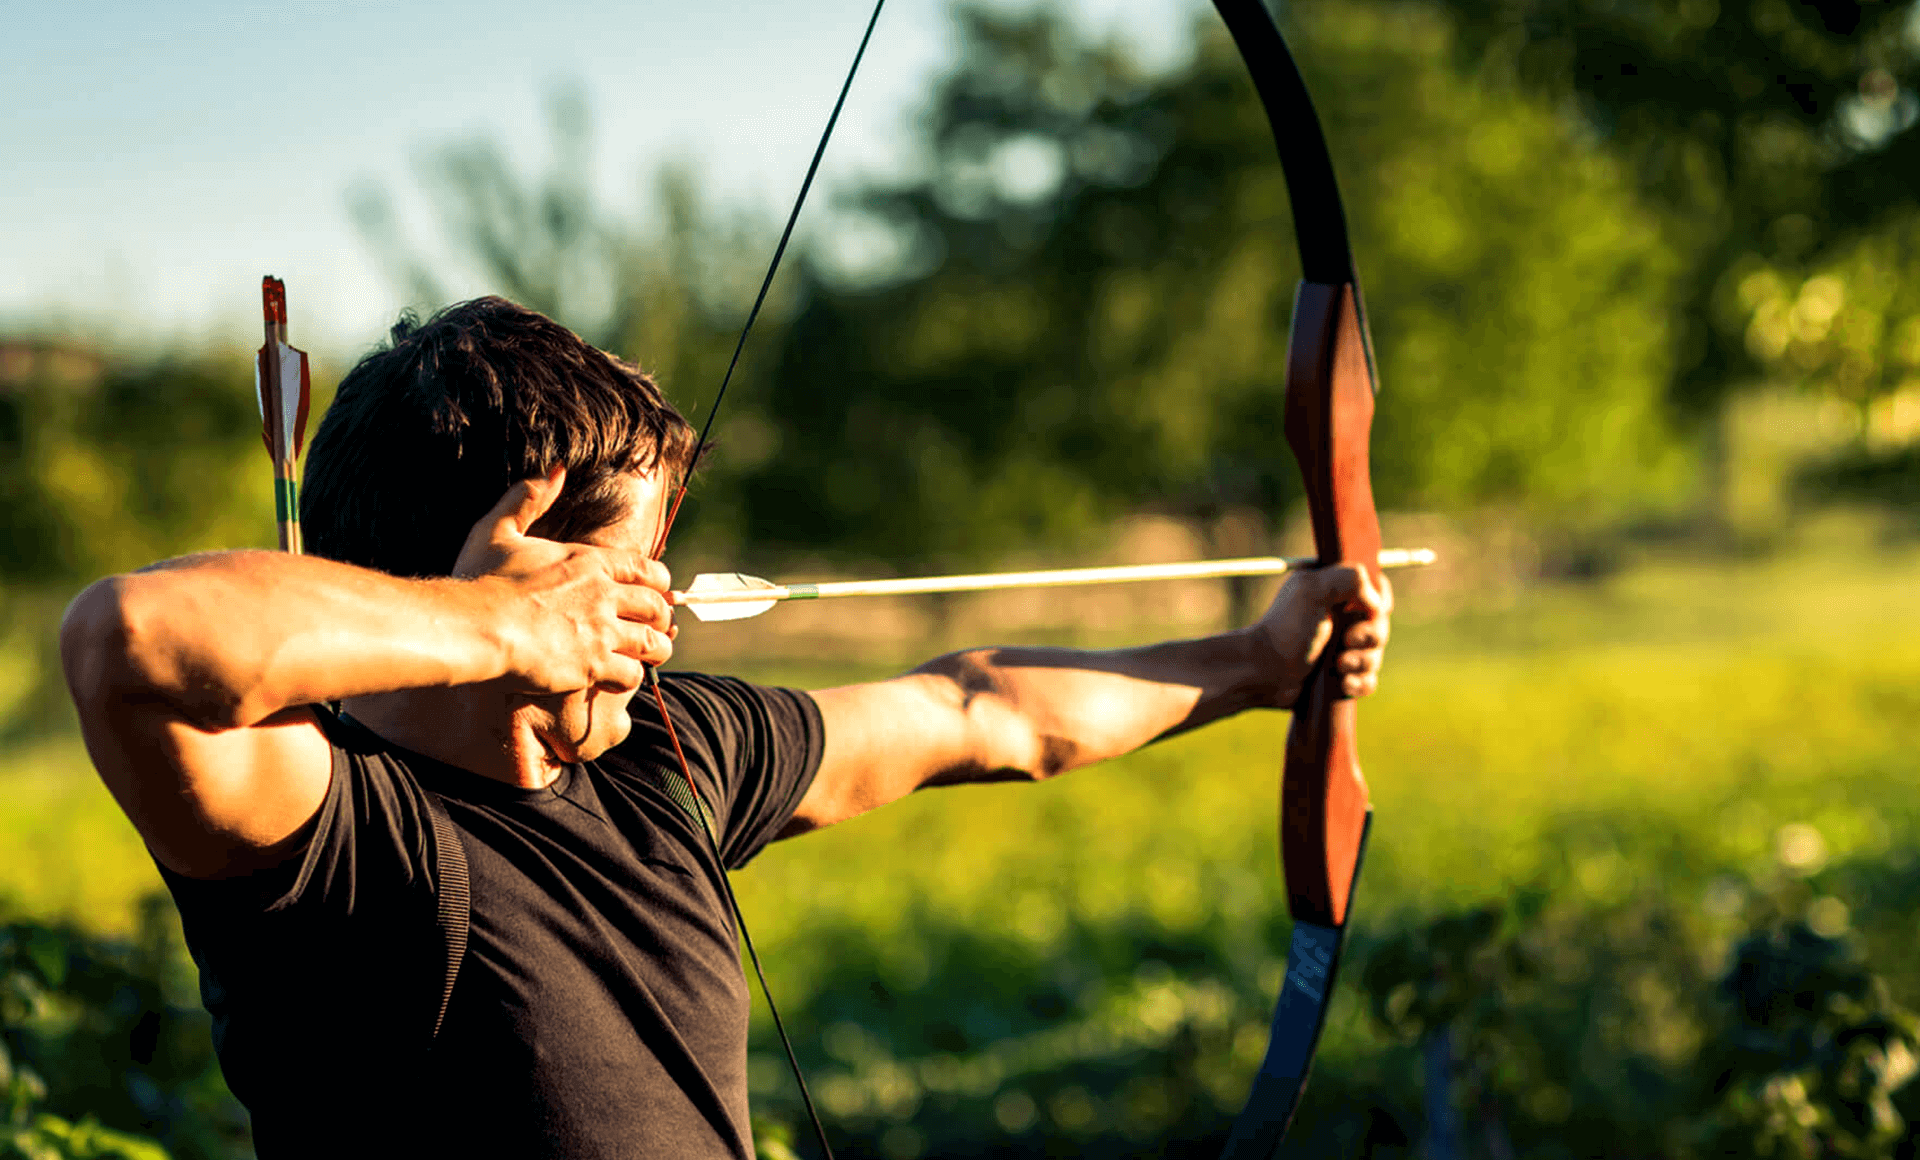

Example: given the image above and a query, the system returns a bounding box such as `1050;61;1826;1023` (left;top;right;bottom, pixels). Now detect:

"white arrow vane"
671;548;1436;622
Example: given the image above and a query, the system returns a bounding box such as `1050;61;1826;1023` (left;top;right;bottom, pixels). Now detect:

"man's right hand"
59;464;679;879
451;467;676;701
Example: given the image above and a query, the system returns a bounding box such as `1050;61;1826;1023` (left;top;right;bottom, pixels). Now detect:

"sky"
3;0;1198;360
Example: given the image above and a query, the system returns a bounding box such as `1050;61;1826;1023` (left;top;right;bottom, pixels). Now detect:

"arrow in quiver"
254;275;311;554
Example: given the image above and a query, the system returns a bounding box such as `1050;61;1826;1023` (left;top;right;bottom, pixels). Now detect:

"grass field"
720;530;1920;1000
10;523;1913;959
4;522;1916;1154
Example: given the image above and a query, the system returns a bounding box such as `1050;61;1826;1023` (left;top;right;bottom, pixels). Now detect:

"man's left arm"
784;564;1389;834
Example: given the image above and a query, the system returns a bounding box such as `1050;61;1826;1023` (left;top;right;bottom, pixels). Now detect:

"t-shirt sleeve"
619;672;823;870
158;707;440;927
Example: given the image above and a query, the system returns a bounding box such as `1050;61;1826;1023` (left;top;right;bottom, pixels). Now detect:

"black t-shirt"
158;672;823;1159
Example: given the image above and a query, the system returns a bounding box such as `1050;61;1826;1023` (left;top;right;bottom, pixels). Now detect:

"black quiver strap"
422;790;470;1043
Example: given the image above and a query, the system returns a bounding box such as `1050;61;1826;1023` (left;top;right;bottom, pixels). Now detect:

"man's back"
161;676;821;1158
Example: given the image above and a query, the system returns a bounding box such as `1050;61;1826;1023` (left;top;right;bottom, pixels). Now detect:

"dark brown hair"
301;297;697;577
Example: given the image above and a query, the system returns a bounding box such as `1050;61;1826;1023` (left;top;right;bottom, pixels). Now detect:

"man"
60;298;1389;1157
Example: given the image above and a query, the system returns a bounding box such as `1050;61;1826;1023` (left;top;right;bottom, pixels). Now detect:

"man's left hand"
1251;564;1392;709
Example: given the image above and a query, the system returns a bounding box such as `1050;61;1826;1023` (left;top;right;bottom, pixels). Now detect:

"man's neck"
341;689;567;790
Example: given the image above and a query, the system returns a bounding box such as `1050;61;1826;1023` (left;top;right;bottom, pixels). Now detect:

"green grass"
8;528;1919;1155
728;533;1920;993
5;530;1917;960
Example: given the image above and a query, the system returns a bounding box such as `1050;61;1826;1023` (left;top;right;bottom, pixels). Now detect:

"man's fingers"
595;655;646;695
614;621;676;669
616;580;672;617
1336;648;1372;673
1319;564;1388;700
608;555;676;642
1344;616;1387;650
593;625;672;695
1312;562;1388;618
1257;560;1393;706
617;589;676;645
452;466;570;577
604;551;672;593
507;464;568;536
482;464;568;542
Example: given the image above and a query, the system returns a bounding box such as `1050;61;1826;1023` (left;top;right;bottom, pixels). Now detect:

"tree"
1440;0;1920;423
739;0;1689;571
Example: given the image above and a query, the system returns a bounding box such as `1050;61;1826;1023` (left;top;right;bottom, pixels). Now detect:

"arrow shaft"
672;548;1433;608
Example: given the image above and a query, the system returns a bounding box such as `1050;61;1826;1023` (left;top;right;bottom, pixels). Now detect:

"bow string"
644;5;889;1158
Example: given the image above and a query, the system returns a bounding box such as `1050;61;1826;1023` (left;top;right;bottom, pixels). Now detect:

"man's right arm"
59;472;671;879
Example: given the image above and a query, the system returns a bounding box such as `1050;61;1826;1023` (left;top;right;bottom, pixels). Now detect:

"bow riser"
1280;281;1380;928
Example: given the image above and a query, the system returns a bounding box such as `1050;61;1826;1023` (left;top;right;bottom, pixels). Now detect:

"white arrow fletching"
254;347;271;423
252;340;310;458
279;343;306;451
684;573;781;622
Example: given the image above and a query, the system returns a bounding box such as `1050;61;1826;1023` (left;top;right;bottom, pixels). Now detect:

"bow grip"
1280;280;1380;929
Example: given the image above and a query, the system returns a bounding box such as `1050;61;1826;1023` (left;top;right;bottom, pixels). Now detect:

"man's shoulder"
629;672;822;758
615;670;824;864
653;670;819;720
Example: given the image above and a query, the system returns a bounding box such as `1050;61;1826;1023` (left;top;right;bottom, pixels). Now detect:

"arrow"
671;547;1436;622
254;275;312;554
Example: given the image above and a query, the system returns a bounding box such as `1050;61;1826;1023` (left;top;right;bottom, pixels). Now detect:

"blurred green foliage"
0;349;283;738
1439;0;1920;518
718;540;1920;1156
726;822;1920;1158
0;899;241;1160
744;1;1688;570
338;0;1920;565
1729;219;1920;516
1443;0;1920;421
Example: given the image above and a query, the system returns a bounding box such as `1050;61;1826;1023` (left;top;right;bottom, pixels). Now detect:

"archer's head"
302;296;699;578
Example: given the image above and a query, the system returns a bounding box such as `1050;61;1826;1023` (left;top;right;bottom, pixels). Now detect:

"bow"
1210;2;1383;1153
